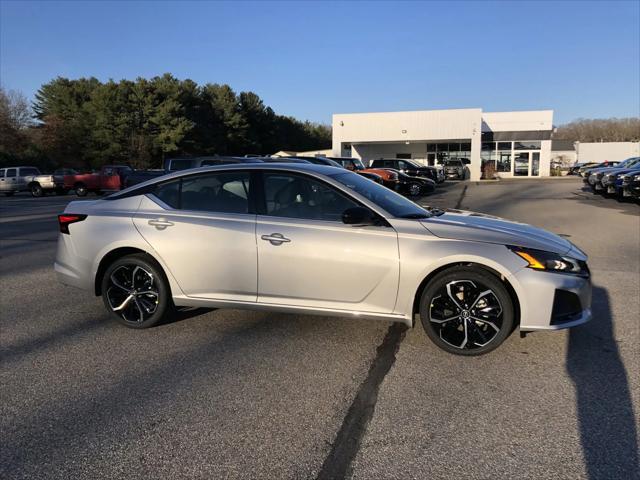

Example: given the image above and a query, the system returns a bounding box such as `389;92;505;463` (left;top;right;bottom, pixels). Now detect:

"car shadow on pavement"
0;307;212;365
1;312;358;477
566;286;639;479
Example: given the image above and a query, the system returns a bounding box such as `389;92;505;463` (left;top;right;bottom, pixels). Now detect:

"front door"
513;152;541;176
256;172;399;313
133;171;257;302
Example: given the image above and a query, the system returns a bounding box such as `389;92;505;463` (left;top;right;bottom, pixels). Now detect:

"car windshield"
444;160;461;166
403;159;423;168
330;171;431;218
620;157;640;168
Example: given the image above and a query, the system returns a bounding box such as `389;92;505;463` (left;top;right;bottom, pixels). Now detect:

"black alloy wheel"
408;182;422;197
101;254;173;328
420;266;514;355
75;183;88;196
30;184;43;197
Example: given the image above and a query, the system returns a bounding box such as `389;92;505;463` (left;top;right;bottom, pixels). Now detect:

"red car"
331;157;399;187
56;165;133;196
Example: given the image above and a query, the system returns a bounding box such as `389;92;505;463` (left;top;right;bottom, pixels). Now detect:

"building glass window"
497;152;511;172
532;152;540;175
514;141;541;150
426;143;436;152
497;142;512;151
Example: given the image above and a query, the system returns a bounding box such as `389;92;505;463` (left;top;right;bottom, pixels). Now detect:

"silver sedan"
55;163;592;355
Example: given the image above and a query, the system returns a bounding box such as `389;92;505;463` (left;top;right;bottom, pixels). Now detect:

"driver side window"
263;173;359;222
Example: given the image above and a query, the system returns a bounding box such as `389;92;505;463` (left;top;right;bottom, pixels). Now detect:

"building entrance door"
513;151;540;176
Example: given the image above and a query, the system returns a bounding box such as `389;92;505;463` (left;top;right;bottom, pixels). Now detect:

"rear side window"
181;172;250;213
6;168;17;178
152;172;251;214
0;169;5;178
154;181;180;208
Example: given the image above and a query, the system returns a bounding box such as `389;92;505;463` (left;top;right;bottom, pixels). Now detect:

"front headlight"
508;246;589;277
634;174;640;182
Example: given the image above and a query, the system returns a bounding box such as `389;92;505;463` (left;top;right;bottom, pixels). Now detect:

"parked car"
55;163;591;356
442;158;466;179
57;165;133;196
621;170;640;200
0;166;60;197
580;160;621;179
587;157;640;192
331;157;400;188
568;162;597;176
381;168;436;196
370;159;442;183
124;156;268;188
601;165;640;197
284;156;384;184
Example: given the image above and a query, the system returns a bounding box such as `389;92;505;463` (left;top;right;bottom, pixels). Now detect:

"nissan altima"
55;163;591;355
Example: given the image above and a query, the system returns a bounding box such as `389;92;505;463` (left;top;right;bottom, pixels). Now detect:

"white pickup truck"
0;166;60;197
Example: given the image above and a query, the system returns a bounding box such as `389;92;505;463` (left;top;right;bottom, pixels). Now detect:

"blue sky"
1;0;638;125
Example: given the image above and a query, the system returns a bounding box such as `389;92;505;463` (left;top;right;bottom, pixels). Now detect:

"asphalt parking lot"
1;179;638;480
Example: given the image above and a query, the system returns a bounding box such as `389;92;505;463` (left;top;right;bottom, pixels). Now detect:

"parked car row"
582;156;640;201
1;155;450;200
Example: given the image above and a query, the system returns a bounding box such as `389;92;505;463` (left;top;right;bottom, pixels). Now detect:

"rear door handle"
261;233;290;246
148;218;174;229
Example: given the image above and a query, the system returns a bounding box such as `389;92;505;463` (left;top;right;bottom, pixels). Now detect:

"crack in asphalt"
454;184;468;209
316;323;407;480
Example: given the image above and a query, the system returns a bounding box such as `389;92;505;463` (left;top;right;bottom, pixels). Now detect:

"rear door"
133;171;258;302
5;168;18;191
255;171;399;313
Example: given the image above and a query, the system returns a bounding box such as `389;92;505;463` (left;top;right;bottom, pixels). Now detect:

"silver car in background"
55;163;591;355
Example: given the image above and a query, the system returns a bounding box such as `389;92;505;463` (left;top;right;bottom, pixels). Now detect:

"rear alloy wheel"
408;182;422;197
75;183;88;197
30;184;43;197
101;254;173;328
420;266;514;355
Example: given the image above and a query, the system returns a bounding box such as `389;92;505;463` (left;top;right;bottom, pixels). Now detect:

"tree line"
0;74;332;170
554;117;640;143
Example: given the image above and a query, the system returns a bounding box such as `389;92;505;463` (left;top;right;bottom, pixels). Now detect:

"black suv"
370;159;441;183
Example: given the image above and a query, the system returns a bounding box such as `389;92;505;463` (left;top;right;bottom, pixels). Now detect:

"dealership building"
331;108;554;181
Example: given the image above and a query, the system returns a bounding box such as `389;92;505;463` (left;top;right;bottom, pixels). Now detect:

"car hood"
420;209;572;255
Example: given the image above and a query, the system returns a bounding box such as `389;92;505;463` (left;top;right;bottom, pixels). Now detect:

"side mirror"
342;207;376;226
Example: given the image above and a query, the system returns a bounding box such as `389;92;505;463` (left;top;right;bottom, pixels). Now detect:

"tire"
75;183;88;197
419;266;514;356
408;182;422;197
30;183;43;197
101;254;174;329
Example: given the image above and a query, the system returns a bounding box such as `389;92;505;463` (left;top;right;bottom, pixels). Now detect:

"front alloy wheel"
420;266;514;355
101;254;172;328
408;182;422;197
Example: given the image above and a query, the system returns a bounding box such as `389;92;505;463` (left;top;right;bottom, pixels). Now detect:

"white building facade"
575;141;640;163
332;109;554;181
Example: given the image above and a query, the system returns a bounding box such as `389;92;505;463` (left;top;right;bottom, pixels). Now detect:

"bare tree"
555;118;640;142
0;87;34;155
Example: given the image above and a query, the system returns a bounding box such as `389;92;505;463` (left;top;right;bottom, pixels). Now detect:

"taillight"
58;214;87;234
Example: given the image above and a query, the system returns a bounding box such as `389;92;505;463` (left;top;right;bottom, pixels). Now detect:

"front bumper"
510;267;592;331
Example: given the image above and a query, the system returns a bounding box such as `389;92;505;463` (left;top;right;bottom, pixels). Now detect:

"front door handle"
261;233;290;246
148;218;174;229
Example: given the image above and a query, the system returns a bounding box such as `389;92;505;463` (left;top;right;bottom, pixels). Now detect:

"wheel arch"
94;247;173;297
411;261;520;328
